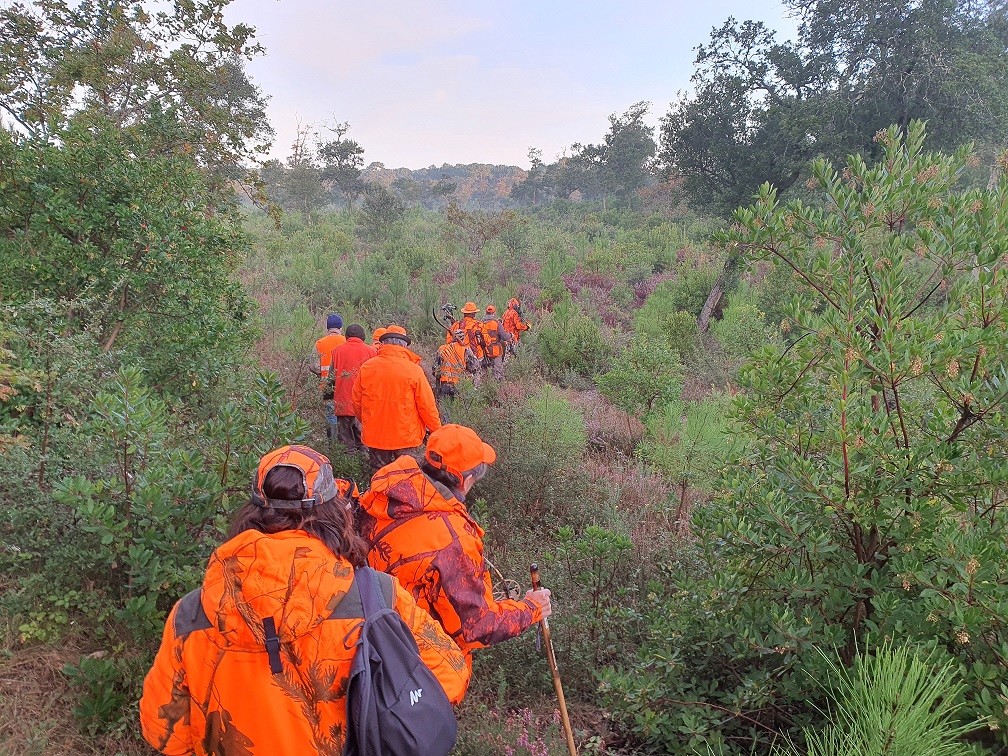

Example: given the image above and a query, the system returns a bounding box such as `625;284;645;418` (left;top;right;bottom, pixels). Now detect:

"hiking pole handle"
530;564;577;756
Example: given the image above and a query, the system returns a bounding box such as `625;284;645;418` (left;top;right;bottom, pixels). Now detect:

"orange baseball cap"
252;445;339;510
425;424;496;484
372;327;387;343
485;304;496;315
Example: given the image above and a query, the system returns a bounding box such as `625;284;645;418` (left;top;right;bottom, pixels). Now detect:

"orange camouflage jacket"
358;456;542;665
139;529;469;756
502;308;529;343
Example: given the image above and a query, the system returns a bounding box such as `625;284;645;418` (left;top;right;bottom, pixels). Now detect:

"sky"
225;1;798;170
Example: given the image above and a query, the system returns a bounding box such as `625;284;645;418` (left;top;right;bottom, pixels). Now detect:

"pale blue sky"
226;1;797;170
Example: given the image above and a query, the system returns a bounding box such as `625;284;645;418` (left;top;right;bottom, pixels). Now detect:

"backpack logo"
409;688;423;706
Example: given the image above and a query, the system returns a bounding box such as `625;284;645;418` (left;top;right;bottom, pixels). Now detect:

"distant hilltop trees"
362;162;525;212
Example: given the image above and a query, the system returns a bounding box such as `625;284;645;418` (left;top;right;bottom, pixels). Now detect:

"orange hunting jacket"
359;456;542;665
139;529;469;756
351;343;441;450
480;318;509;359
502;308;529;343
315;332;346;379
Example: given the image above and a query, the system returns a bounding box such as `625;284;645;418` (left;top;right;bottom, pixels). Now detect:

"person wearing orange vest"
330;323;377;452
311;314;346;439
139;444;469;756
351;324;442;473
358;425;552;671
445;302;478;348
433;330;477;419
452;302;487;385
502;297;529;357
480;305;511;381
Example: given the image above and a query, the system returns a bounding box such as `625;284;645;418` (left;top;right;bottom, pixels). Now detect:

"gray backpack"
342;566;458;756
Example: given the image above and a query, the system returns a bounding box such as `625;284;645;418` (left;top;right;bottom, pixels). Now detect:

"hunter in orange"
502;297;529;354
433;329;477;414
352;324;442;473
444;301;479;347
139;445;468;756
358;425;552;668
480;304;511;381
311;313;347;439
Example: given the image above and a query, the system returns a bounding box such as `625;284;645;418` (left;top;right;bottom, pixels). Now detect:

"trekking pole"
530;563;577;756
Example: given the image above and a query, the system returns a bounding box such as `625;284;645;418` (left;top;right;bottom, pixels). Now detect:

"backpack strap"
263;616;283;674
356;566;388;619
328;568;395;620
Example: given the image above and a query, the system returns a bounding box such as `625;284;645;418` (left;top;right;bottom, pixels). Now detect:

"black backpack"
342;566;458;756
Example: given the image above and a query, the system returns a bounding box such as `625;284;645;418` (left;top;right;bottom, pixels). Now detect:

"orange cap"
252;445;339;510
425;424;496;484
379;323;411;345
485;304;496;315
508;297;519;308
372;327;387;344
461;302;478;314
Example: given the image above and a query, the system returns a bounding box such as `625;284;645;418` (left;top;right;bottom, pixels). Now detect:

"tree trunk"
698;256;739;333
698;275;725;333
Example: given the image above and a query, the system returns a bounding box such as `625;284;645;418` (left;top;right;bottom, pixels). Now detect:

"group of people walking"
311;298;530;473
138;298;546;756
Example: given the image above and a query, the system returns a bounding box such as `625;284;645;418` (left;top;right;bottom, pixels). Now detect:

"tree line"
259;0;1008;219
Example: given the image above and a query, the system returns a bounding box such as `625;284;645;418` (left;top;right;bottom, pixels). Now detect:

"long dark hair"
228;466;369;566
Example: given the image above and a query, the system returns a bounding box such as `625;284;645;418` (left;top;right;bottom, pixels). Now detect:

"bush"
597;335;684;421
711;285;778;364
633;306;698;362
536;302;615;383
776;643;975;756
642;394;737;513
603;123;1008;752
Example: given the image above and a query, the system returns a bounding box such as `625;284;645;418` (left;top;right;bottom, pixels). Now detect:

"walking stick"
530;563;577;756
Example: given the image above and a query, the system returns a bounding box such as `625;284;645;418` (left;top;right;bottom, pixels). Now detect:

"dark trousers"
336;415;362;452
366;446;421;476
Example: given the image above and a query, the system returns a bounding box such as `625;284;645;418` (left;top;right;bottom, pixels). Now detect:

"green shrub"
536;303;615;382
635;263;719;320
642;394;737;503
603;123;1008;752
0;120;255;397
776;643;975;756
633;306;698;361
712;285;779;364
597;335;684;420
